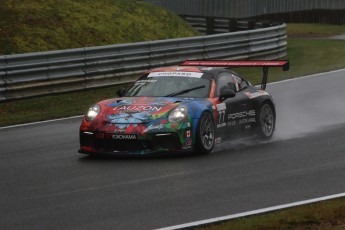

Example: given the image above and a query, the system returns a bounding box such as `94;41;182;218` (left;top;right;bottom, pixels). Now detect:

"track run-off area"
1;69;345;230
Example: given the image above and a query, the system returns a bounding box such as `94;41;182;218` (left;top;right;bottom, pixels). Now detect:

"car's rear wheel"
195;112;215;154
257;103;275;140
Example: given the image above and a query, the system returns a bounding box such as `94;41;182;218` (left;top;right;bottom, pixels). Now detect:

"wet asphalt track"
1;70;345;230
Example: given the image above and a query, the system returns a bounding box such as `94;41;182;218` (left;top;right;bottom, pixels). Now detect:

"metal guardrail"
181;16;281;34
0;23;287;101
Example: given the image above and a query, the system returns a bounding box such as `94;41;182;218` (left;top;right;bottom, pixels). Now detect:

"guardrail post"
229;18;237;32
206;17;215;35
262;22;270;28
248;20;256;29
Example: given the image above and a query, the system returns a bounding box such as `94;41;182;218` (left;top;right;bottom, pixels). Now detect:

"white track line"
1;68;345;130
268;68;345;85
156;192;345;230
0;115;83;130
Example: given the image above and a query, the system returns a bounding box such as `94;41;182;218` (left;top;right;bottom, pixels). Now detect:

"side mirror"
117;87;126;97
219;88;236;101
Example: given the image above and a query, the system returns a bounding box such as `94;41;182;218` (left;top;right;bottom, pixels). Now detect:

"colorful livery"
79;60;289;155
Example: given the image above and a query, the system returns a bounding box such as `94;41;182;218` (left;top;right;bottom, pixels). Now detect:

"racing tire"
257;103;275;140
195;112;215;155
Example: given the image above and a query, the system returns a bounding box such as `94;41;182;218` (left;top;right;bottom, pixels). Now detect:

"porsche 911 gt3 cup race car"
79;60;289;155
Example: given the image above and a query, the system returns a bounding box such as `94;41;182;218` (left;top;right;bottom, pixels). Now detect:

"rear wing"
180;60;289;90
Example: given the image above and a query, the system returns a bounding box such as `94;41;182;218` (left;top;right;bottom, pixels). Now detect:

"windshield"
125;74;211;98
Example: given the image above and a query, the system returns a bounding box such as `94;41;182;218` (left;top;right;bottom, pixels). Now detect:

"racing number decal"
218;110;226;124
216;103;227;128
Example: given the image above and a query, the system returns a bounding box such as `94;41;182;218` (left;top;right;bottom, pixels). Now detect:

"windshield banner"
148;72;203;78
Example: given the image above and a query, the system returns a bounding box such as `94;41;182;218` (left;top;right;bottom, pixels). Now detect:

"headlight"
85;104;100;122
168;106;188;123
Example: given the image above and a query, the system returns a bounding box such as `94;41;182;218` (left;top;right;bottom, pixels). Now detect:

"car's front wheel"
257;103;275;140
195;112;215;154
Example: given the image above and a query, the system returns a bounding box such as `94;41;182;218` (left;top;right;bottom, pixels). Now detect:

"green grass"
0;85;130;126
198;197;345;230
286;23;345;37
0;0;198;54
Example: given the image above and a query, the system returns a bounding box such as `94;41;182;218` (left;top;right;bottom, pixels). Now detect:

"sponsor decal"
245;124;252;130
217;123;226;128
239;117;256;124
113;105;162;112
216;103;226;111
137;79;157;83
184;131;192;148
227;120;237;127
185;138;192;146
245;90;269;99
148;72;203;78
134;79;157;85
105;123;127;131
182;145;192;150
228;110;255;120
108;112;149;124
201;67;213;71
143;124;164;133
112;134;139;140
186;130;191;138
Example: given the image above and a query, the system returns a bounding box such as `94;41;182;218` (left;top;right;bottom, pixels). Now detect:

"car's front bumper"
79;130;193;155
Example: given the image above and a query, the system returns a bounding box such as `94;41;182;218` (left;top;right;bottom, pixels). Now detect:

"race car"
79;60;289;155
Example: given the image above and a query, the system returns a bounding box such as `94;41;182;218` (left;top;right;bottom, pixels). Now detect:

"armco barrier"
181;16;281;34
0;23;287;101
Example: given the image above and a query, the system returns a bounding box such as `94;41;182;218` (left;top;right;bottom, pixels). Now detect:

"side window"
216;72;237;96
234;75;248;91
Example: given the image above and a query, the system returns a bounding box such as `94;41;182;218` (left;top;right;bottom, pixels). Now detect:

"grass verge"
286;23;345;37
198;197;345;230
0;0;198;54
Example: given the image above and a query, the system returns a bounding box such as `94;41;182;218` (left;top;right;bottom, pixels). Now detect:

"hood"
102;97;188;124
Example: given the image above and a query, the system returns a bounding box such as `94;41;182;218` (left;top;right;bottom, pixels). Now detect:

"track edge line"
156;192;345;230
